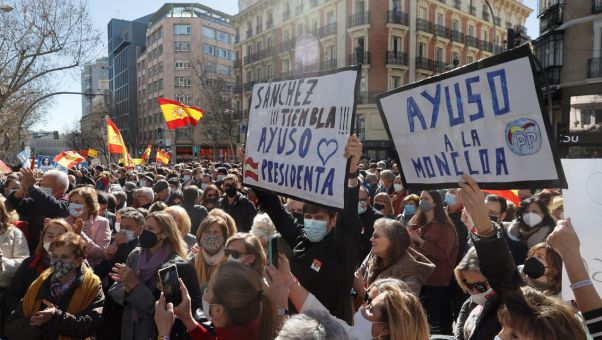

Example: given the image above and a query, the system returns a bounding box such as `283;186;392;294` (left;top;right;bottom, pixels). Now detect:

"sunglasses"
463;280;489;293
224;248;247;259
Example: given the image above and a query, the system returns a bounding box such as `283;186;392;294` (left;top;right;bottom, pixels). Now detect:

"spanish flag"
106;118;133;166
483;189;521;206
142;145;152;161
54;151;85;169
158;98;204;130
156;149;170;165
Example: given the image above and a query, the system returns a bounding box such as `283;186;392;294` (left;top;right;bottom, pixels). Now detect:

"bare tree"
80;99;111;163
190;57;238;161
0;0;101;155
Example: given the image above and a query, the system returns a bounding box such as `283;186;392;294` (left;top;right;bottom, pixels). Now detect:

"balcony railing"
266;18;274;29
435;24;450;38
387;10;409;26
543;66;561;84
451;30;465;43
319;22;337;38
349;51;371;65
256;25;263;34
482;11;490;21
246;29;253;37
494;16;502;25
417;18;434;33
594;0;602;13
482;41;493;52
506;21;513;28
453;0;462;9
588;57;602;78
434;61;447;73
233;84;242;93
415;57;434;71
283;10;290;20
386;51;408;65
279;39;295;52
310;0;318;8
437;0;446;3
320;59;337;71
347;12;370;27
243;81;255;91
469;6;476;16
234;60;242;68
467;35;478;48
539;4;563;33
295;4;304;16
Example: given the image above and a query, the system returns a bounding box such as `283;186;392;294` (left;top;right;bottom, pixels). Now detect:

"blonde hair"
69;186;100;217
146;212;187;259
164;206;192;235
226;233;266;277
208;208;237;237
149;201;168;213
36;219;73;255
0;196;18;225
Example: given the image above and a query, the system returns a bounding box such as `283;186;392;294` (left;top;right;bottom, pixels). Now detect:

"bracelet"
285;276;298;289
158;336;170;340
570;279;593;290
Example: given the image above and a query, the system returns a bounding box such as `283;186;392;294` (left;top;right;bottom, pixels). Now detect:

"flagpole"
167;128;177;165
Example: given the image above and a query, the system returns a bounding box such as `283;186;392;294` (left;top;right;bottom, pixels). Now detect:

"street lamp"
0;0;13;12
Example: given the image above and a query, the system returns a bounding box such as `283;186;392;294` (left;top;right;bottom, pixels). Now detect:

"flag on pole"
88;149;98;158
158;98;204;130
156;149;170;165
79;150;89;157
482;189;521;206
53;151;85;169
142;145;152;161
106;118;133;166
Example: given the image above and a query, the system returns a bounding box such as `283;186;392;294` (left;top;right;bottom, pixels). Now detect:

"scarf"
195;248;225;286
136;246;172;288
22;266;100;340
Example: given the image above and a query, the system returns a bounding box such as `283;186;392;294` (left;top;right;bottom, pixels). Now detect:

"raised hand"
458;174;491;234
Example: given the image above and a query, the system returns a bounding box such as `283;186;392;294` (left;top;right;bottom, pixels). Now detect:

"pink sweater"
67;215;111;267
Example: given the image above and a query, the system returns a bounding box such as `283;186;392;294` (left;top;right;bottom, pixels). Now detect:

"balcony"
310;0;318;8
246;29;253;37
256;25;263;34
588;57;602;78
467;35;478;48
349;51;371;65
415;57;434;71
347;12;370;28
233;85;242;94
469;6;476;16
279;39;295;53
295;4;304;16
387;10;409;26
234;60;242;68
319;22;337;38
451;30;465;43
358;91;380;104
506;21;513;28
243;81;255;91
320;59;337;71
453;0;462;10
386;51;408;65
481;41;493;52
283;10;290;20
417;18;434;34
482;11;490;21
266;18;273;29
435;24;450;38
543;66;561;84
434;61;447;73
437;0;446;3
494;16;501;26
594;0;602;13
539;4;563;33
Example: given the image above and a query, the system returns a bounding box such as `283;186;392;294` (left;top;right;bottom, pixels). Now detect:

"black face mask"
523;256;546;279
489;215;499;222
373;203;385;211
225;186;238;198
138;229;158;249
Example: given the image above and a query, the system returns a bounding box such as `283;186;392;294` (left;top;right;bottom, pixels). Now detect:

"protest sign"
37;155;58;172
17;150;31;168
561;159;602;301
243;66;360;209
376;45;566;190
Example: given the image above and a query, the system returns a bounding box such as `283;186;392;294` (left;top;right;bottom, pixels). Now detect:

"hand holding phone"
268;233;281;268
158;265;182;305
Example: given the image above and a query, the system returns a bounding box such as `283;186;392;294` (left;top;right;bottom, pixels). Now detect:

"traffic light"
157;128;163;138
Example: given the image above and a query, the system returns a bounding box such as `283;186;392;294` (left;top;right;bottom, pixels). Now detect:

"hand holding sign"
459;174;492;235
344;134;362;171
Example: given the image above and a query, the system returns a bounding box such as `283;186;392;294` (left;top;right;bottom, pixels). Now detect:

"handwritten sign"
243;67;360;209
376;46;566;189
561;159;602;301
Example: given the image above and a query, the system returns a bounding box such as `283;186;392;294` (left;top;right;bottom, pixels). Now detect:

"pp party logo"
504;118;542;156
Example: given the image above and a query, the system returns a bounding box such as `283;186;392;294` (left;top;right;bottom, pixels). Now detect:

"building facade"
26;131;71;156
108;15;151;156
534;0;602;158
233;0;531;160
136;3;236;162
80;57;109;117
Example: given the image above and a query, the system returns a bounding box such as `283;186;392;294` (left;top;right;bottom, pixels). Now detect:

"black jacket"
255;184;361;325
5;187;69;253
94;238;139;282
103;211;116;234
449;211;470;265
359;207;384;262
454;224;524;340
4;254;49;314
217;192;257;232
182;203;208;236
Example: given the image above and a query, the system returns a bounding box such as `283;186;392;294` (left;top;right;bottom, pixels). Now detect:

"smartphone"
267;233;281;268
158;264;182;305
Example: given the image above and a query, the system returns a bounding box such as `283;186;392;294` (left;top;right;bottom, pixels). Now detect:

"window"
217;64;231;76
217;31;229;43
257;67;263;80
174;24;191;35
419;7;427;19
453;19;460;31
326;11;335;25
175;42;191;52
247;70;253;82
203;44;216;55
203;26;216;39
297;23;303;35
217;48;230;59
282;59;290;73
452;52;460;64
534;31;563;68
267;36;274;50
437;13;444;25
435;47;444;62
468;55;474;64
175;60;190;69
266;64;273;78
418;42;426;58
482;30;488;42
469;25;475;36
175;77;191;87
392;76;401;88
391;36;402;53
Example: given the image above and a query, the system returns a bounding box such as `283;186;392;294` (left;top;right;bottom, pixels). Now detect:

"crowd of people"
0;134;598;340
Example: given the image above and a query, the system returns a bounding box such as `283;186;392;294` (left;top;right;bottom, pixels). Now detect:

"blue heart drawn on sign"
317;139;338;166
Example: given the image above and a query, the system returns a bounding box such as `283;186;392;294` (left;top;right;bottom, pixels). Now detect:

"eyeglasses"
224;248;247;259
463;280;489;293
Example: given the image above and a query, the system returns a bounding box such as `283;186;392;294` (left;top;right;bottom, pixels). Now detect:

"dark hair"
516;198;554;228
367;219;411;284
107;194;116;213
167;190;183;206
410;190;455;229
485;194;508;213
304;203;336;219
97;191;108;205
527;243;563;296
182;185;199;204
120;209;145;226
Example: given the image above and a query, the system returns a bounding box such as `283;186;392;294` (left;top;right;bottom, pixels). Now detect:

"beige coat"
0;226;30;288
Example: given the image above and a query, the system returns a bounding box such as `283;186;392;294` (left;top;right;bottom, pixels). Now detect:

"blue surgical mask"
123;230;136;242
404;204;416;215
304;219;329;242
445;192;457;206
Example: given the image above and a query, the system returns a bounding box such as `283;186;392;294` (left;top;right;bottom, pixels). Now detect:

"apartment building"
136;4;236;161
233;0;531;160
81;57;109;118
534;0;602;158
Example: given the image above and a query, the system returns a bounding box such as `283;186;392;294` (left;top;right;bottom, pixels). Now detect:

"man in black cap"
153;179;171;203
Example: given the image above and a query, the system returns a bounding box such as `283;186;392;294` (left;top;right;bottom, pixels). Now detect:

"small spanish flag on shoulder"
54;151;85;169
156;149;170;165
158;98;204;130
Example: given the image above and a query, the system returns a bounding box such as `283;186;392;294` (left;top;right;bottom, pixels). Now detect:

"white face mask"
68;203;85;217
183;175;191;182
123;230;136;242
217;175;225;181
393;183;403;192
39;186;53;195
523;212;543;228
139;179;147;187
353;306;374;340
114;222;121;232
470;288;495;306
202;296;213;321
201;183;209;190
494;336;504;340
43;241;52;252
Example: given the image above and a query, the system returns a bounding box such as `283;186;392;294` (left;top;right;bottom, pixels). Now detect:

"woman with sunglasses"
200;185;221;212
224;233;266;278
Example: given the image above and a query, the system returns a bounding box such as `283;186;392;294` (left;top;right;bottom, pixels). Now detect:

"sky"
32;0;539;133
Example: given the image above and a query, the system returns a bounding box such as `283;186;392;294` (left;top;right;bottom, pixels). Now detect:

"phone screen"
158;265;182;305
268;233;280;268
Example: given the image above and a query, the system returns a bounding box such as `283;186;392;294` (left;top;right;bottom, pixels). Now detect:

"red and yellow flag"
158;98;204;130
142;145;152;161
483;189;521;206
88;149;98;158
106;118;127;154
54;151;85;169
156;149;170;165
